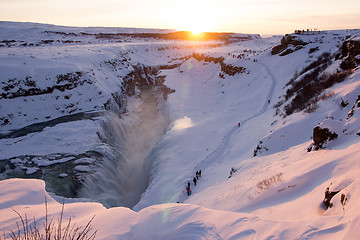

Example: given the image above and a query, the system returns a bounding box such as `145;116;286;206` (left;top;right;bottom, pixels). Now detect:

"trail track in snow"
179;60;277;202
196;60;276;169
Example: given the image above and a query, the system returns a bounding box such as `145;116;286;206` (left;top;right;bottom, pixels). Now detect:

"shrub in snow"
257;173;283;190
283;69;350;115
312;126;338;150
309;46;319;54
253;141;268;157
228;167;237;178
276;52;333;115
339;40;360;70
276;41;357;116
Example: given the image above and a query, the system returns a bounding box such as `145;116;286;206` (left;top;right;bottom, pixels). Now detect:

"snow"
74;165;92;173
1;22;360;239
59;173;68;178
0;120;100;159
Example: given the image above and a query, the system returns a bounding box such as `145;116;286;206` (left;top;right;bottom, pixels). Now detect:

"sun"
191;29;203;35
175;2;216;35
190;26;204;35
187;22;211;37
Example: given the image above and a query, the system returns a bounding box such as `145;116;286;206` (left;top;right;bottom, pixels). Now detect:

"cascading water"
78;86;170;208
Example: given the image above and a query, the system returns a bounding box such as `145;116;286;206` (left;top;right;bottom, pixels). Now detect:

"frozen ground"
1;22;360;239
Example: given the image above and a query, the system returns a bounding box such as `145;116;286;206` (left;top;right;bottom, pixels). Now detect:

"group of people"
186;170;202;196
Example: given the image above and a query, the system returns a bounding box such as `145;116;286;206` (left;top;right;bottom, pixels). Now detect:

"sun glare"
186;19;213;35
191;31;202;37
176;1;216;35
173;116;193;131
191;29;203;35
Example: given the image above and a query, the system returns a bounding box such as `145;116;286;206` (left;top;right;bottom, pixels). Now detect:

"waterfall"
79;86;170;208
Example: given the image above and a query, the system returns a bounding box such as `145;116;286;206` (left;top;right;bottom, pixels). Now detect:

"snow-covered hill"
1;22;360;239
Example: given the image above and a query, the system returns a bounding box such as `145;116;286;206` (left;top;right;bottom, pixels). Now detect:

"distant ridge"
0;21;260;42
0;21;176;34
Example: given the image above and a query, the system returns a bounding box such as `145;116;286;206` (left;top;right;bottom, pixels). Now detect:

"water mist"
79;86;170;208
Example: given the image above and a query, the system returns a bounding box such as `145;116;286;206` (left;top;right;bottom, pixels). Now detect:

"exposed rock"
347;95;360;120
271;34;307;56
192;53;246;76
1;72;92;99
313;126;338;150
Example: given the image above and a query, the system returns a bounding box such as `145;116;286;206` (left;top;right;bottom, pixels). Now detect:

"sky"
0;0;359;35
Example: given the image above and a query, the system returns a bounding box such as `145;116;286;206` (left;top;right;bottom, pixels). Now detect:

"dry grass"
2;198;96;240
257;173;283;190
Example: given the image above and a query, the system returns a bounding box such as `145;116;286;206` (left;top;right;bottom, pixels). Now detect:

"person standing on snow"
193;177;197;186
186;184;191;196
